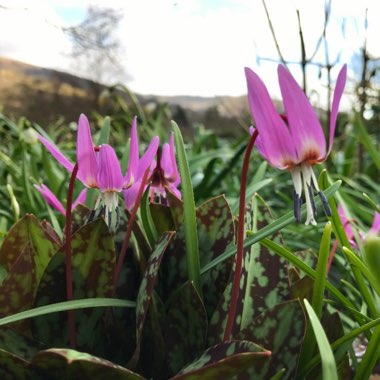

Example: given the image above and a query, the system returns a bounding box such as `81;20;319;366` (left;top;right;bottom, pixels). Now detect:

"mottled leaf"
129;232;175;368
159;195;234;314
164;281;208;375
0;215;59;319
197;196;235;316
32;219;115;351
208;195;290;344
236;300;306;379
0;349;29;380
0;327;44;360
171;340;271;380
31;348;145;380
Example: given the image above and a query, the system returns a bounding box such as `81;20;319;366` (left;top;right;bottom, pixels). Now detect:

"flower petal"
124;116;139;187
169;133;180;186
77;114;98;187
123;181;143;210
369;212;380;235
72;188;87;209
137;136;160;179
38;135;74;173
278;65;326;162
97;144;123;192
34;184;66;215
245;67;298;169
328;64;347;155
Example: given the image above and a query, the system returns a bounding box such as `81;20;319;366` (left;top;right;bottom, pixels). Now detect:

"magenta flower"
38;114;159;228
338;205;380;248
123;132;181;210
35;184;87;215
245;64;347;225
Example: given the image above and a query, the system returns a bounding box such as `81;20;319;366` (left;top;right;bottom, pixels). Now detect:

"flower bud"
22;128;39;145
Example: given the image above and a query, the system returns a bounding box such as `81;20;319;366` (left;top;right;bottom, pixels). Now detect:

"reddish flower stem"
113;168;151;293
65;163;78;348
223;130;258;342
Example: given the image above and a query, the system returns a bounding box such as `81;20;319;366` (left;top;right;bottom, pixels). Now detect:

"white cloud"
0;0;376;105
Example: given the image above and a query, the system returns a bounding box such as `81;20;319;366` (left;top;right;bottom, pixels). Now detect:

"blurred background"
0;0;379;137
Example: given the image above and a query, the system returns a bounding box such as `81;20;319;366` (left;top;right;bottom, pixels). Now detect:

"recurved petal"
97;144;123;192
328;64;347;155
72;188;87;210
278;65;326;162
124;116;139;187
38;134;74;173
136;136;160;180
77;114;98;187
245;67;298;169
34;184;66;215
169;133;180;185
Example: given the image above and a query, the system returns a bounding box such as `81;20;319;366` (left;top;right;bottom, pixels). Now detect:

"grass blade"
172;120;202;296
303;299;338;380
0;298;135;327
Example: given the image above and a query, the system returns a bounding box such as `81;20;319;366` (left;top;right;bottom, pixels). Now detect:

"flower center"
291;163;331;225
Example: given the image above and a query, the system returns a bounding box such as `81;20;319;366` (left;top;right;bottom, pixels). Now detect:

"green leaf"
172;340;271;379
31;348;145;380
201;181;342;274
97;116;111;145
236;300;306;379
129;232;175;368
303;299;338;380
172;120;201;296
0;348;29;380
32;219;116;349
353;113;380;169
0;298;135;327
164;281;207;375
299;222;332;368
0;215;59;319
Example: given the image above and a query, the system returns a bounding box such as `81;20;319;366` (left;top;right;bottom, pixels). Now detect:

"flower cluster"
35;114;181;230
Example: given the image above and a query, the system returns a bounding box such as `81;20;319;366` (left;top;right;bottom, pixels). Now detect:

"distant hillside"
0;57;250;137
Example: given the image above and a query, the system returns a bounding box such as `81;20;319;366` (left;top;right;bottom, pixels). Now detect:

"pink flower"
38;114;159;227
338;205;380;248
34;184;87;215
123;124;180;210
245;64;347;225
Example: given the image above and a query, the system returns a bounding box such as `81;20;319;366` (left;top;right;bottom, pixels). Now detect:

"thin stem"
224;129;258;341
65;163;78;349
113;168;150;293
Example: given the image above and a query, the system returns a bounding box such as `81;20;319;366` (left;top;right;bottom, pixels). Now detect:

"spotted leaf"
32;219;115;352
129;232;175;368
0;215;59;320
163;281;208;375
171;340;271;380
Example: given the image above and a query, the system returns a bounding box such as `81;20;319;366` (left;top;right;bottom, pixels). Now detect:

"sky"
0;0;379;108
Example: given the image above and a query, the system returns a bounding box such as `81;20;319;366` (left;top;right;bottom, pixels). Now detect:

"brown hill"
0;56;250;136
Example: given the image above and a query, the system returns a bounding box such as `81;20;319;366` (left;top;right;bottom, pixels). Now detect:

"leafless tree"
63;6;127;85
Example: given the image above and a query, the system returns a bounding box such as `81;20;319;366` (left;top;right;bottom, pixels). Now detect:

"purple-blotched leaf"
32;219;115;351
159;195;234;314
163;281;208;375
31;348;145;380
128;232;175;369
236;300;306;379
0;215;59;321
208;194;290;344
171;340;271;380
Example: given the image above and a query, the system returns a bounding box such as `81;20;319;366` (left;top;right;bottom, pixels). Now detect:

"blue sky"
0;0;379;109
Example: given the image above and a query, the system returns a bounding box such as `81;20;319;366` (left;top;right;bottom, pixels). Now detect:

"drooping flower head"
37;114;159;229
245;64;347;225
123;130;181;210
